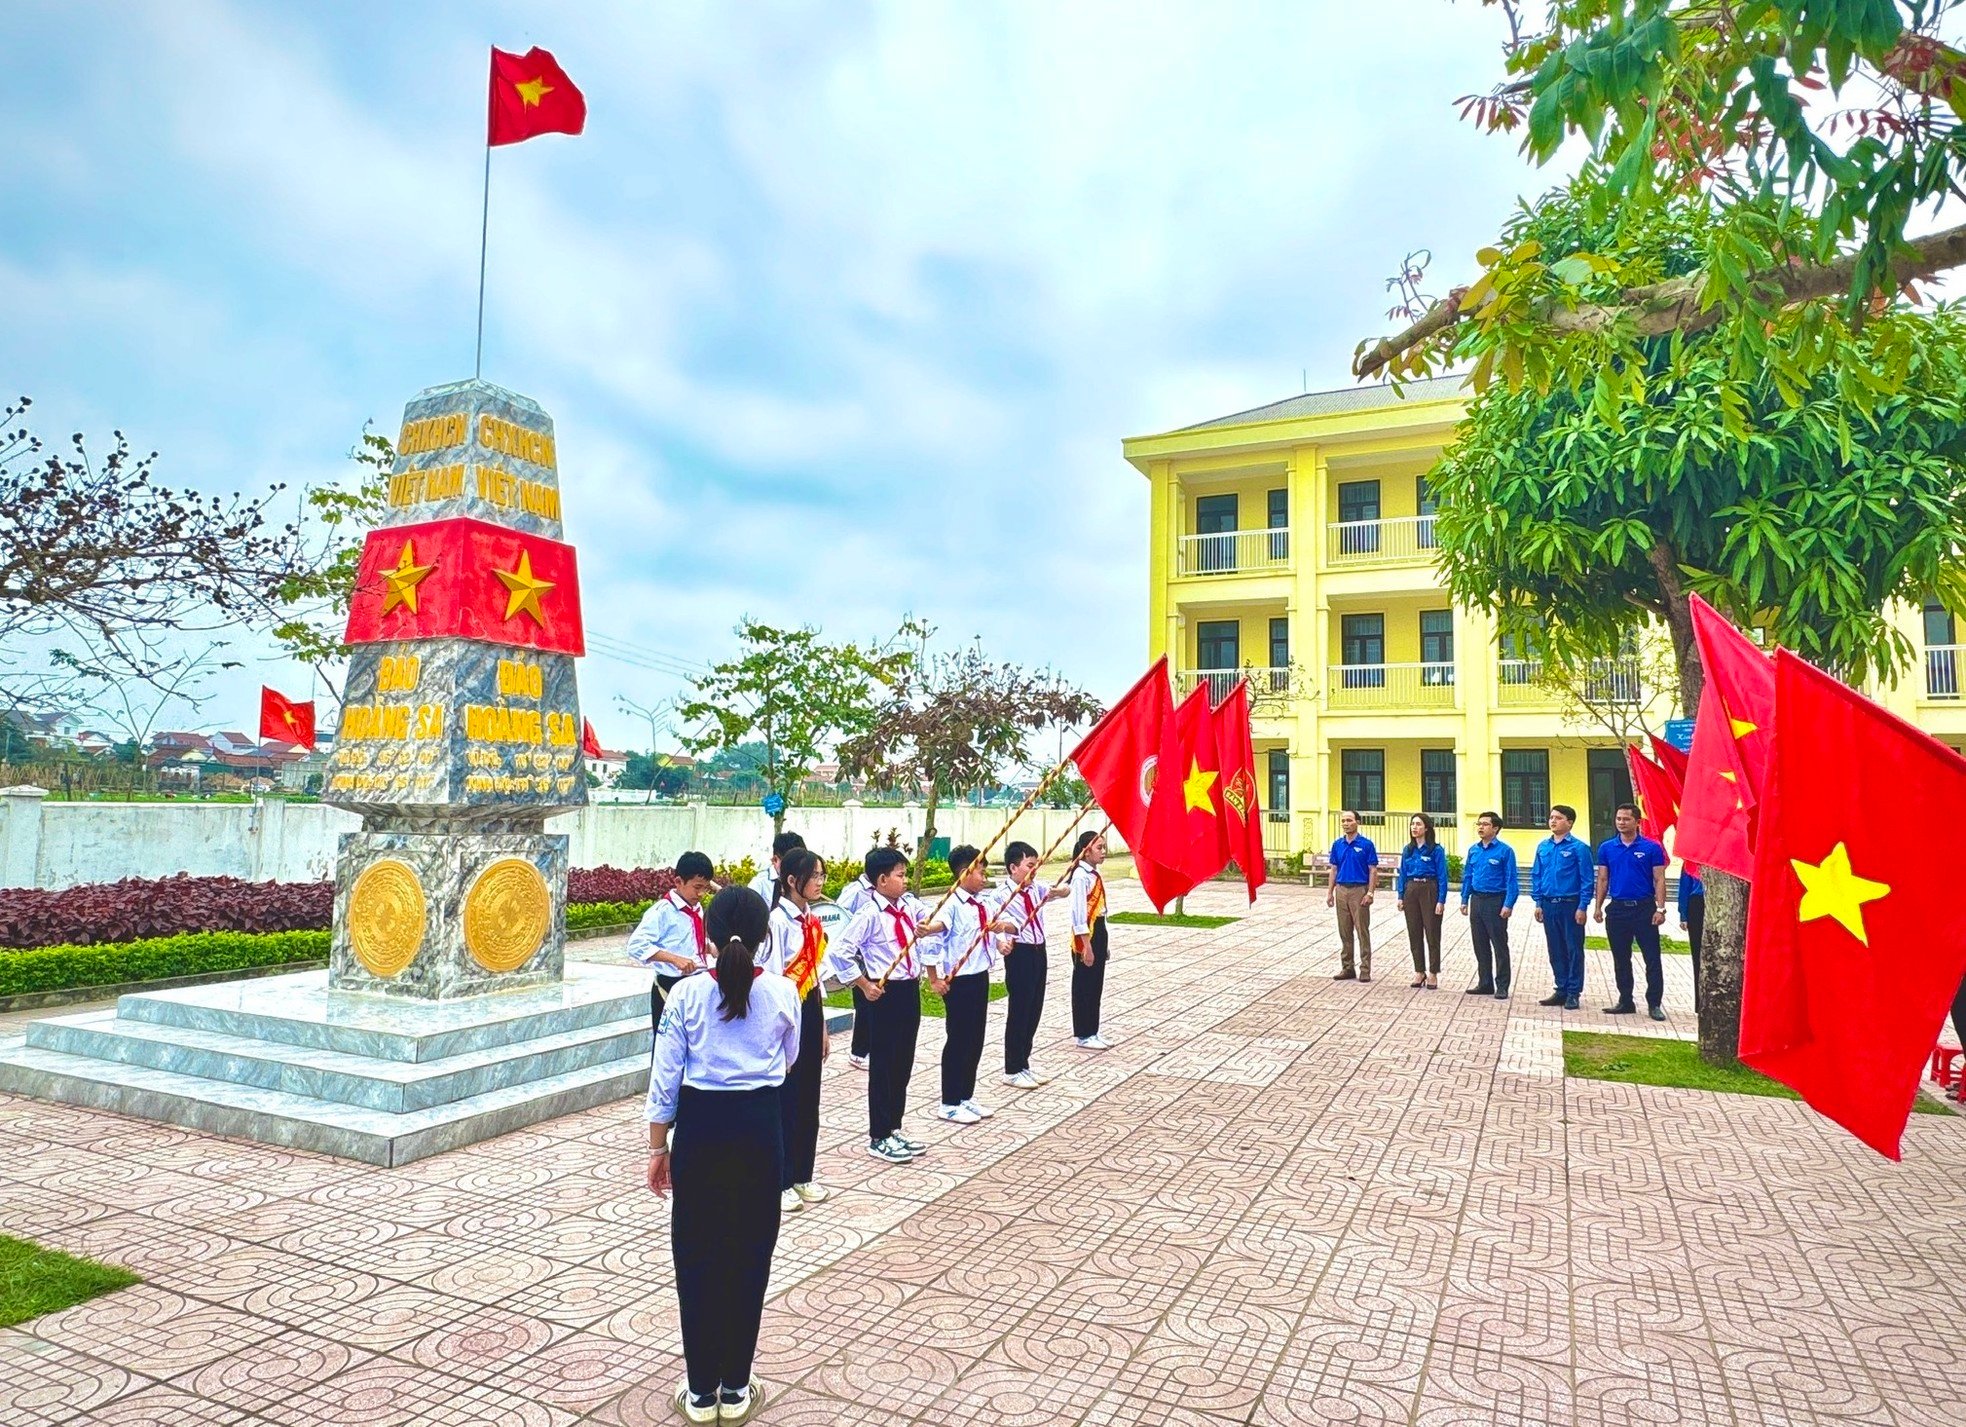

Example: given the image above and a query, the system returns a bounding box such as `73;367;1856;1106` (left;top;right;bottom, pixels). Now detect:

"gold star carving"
494;550;555;625
1790;842;1890;945
514;76;553;107
380;540;437;615
1182;758;1218;815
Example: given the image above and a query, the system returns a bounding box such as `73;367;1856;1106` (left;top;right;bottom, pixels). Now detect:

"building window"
1267;749;1290;812
1267;487;1289;561
1498;629;1542;683
1925;602;1959;699
1197;619;1239;673
1924;601;1956;649
1341;749;1385;814
1340;613;1384;689
1194;493;1238;573
1336;479;1381;555
1416;476;1438;548
1421;749;1456;816
1420;610;1455;685
1268;617;1289;686
1502;749;1550;829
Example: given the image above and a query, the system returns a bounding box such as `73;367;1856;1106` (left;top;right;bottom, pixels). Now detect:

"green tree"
677;620;914;834
269;427;390;698
618;752;690;798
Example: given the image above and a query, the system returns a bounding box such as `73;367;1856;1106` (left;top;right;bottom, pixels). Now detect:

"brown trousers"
1402;879;1443;974
1334;882;1373;974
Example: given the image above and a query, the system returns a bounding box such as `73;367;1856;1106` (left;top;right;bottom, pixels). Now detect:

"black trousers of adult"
940;971;990;1106
1002;942;1047;1074
671;1084;782;1400
849;985;872;1057
1467;893;1510;992
863;978;922;1141
1605;899;1665;1009
1683;893;1706;1012
779;988;824;1190
1071;918;1109;1038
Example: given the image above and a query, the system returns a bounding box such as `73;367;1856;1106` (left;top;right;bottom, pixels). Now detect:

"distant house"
587;748;630;785
72;730;117;757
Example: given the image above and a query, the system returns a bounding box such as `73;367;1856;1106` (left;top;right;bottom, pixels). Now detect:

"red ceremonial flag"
1742;650;1966;1159
1211;680;1266;903
1134;684;1233;911
581;719;603;759
488;47;587;147
1625;744;1682;843
1649;733;1690;786
343;517;585;655
260;687;316;751
1676;596;1774;879
1070;658;1173;854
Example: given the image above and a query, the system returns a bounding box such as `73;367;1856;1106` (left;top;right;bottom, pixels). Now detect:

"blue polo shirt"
1461;838;1520;905
1598;834;1669;901
1530;834;1592;900
1328;835;1379;885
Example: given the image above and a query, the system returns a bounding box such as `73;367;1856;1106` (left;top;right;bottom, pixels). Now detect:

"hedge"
0;930;331;998
567;900;655;931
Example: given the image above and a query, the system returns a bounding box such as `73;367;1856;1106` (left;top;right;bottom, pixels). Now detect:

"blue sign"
1662;718;1695;753
761;791;787;817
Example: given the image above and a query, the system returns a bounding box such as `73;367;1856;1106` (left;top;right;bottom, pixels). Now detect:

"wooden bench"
1307;852;1396;891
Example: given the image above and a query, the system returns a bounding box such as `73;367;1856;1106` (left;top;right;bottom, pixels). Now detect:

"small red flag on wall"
581;719;604;759
260;688;316;751
489;47;587;147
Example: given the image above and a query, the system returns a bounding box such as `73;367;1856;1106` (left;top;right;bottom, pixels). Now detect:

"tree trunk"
914;782;941;892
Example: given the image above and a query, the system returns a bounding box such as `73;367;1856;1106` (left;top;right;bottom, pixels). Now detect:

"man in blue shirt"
1326;810;1379;982
1458;810;1519;998
1678;865;1705;1013
1529;803;1591;1010
1593;803;1671;1020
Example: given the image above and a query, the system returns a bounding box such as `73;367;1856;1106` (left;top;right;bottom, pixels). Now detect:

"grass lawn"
1564;1032;1952;1114
824;980;1009;1019
1584;934;1692;955
1109;911;1239;930
0;1234;140;1329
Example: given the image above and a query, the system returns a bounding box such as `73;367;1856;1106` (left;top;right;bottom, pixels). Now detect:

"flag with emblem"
1071;658;1172;855
1742;650;1966;1159
1211;679;1266;902
1134;684;1232;910
489;47;587;147
259;687;316;752
1676;595;1774;879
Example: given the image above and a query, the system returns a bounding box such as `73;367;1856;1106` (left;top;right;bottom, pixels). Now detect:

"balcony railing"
1325;662;1457;710
1496;657;1643;707
1928;645;1962;699
1175;528;1291;577
1177;667;1293;704
1326;515;1437;566
1261;811;1293;859
1322;810;1462;857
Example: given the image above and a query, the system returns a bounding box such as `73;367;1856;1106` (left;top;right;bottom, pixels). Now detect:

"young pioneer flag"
1212;680;1267;902
1071;658;1172;856
1676;595;1774;879
260;687;316;752
1742;650;1966;1159
1135;683;1232;910
489;47;587;146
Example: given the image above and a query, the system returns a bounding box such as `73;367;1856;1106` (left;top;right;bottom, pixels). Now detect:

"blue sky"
7;0;1537;756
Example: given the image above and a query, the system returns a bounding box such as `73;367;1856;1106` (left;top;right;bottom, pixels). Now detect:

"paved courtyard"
0;879;1961;1426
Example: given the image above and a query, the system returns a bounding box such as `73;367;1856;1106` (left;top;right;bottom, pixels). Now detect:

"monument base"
0;964;649;1166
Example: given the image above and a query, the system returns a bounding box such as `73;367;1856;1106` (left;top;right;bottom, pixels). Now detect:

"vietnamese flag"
489;47;587;147
1741;651;1966;1158
1134;684;1232;910
1649;733;1690;786
581;719;604;759
1211;680;1266;902
260;687;316;751
343;517;585;655
1676;596;1774;879
1071;658;1172;854
1625;743;1682;843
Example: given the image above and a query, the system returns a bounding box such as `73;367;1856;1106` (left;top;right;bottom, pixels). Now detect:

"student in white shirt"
749;831;804;901
765;848;830;1213
1068;831;1112;1049
997;839;1064;1089
926;845;1013;1125
626;851;715;1041
823;847;945;1163
645;886;801;1424
834;859;877;1070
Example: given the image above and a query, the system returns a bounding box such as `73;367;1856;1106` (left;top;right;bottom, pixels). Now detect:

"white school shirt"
835;875;874;917
1069;864;1108;936
996;875;1060;947
748;865;777;901
644;971;802;1124
764;899;817;979
625;890;710;973
825;891;927;984
925;886;1006;977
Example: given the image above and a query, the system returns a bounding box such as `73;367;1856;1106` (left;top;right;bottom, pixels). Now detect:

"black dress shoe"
1603;1001;1636;1014
1465;984;1494;995
1648;1005;1667;1021
1333;969;1357;981
1563;996;1580;1010
1537;993;1565;1007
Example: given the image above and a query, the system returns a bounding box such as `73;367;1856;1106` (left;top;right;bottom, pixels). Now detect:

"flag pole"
473;138;492;380
943;798;1101;980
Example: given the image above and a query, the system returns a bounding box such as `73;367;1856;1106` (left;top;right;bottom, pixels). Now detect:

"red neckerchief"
880;898;916;976
674;892;705;958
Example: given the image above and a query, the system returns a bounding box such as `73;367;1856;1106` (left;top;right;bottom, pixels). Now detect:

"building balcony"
1325;662;1457;711
1177;667;1294;704
1927;646;1962;700
1495;657;1643;708
1326;515;1437;568
1174;528;1292;579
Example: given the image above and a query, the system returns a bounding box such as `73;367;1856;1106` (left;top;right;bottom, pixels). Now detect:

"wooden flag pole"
942;797;1100;980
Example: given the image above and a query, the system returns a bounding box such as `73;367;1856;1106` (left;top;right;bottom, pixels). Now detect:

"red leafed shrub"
568;865;678;904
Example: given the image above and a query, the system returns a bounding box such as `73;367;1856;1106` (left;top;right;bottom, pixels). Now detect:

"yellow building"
1123;376;1966;858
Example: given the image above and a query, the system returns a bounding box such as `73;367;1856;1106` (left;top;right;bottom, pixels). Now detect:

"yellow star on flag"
282;710;297;729
514;76;553;107
1182;758;1218;814
494;550;555;625
380;540;437;615
1790;842;1891;945
1731;717;1757;738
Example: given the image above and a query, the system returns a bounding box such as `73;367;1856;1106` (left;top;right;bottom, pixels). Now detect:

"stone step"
0;1041;649;1167
24;1010;650;1115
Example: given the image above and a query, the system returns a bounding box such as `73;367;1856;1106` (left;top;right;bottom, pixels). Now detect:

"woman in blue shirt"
647;886;803;1424
1397;814;1449;989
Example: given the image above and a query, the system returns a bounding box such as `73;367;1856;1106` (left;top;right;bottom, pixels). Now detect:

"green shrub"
0;930;330;997
567;900;654;931
1445;852;1464;883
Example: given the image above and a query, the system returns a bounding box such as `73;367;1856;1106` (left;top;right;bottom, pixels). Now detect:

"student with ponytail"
766;848;831;1213
646;886;801;1424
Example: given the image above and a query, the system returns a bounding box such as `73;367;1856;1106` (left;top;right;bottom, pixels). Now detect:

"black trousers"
1683;892;1706;1012
1071;917;1109;1038
1953;974;1966;1049
779;988;823;1189
1003;942;1047;1074
1468;893;1510;992
864;978;922;1141
850;985;872;1057
672;1084;782;1399
651;973;684;1046
940;972;989;1106
1606;899;1665;1008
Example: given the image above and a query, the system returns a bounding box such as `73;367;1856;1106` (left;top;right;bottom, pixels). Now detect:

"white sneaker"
961;1099;994;1119
1026;1063;1057;1084
793;1181;829;1203
935;1103;981;1125
673;1384;718;1424
1005;1069;1041;1090
849;1053;869;1071
1077;1034;1110;1050
866;1136;914;1163
779;1187;804;1213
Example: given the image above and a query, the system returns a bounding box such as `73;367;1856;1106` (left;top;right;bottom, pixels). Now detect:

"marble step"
0;1041;649;1167
25;1010;650;1115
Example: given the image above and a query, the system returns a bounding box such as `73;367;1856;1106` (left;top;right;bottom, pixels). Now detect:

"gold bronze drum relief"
346;859;428;978
464;857;552;972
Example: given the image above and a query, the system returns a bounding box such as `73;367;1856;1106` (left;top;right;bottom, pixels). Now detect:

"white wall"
0;789;1126;890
